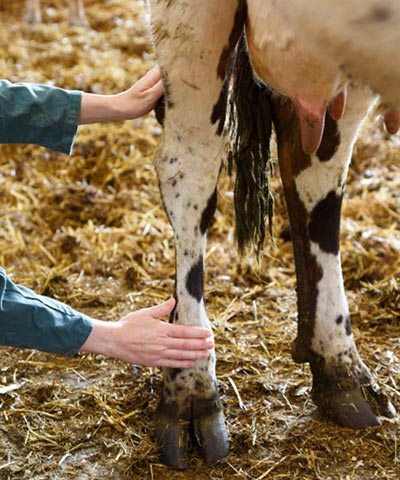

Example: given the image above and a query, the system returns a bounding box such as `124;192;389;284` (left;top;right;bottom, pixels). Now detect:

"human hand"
78;66;164;124
80;298;214;368
114;65;165;119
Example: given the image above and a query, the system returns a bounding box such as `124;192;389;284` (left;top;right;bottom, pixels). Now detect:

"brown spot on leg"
200;189;217;234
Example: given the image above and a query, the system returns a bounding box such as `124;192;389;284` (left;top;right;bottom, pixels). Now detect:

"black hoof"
155;390;229;469
155;413;190;470
324;386;381;429
193;409;229;465
313;380;396;430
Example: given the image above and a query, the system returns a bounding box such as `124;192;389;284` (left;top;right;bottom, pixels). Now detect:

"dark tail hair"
227;33;274;256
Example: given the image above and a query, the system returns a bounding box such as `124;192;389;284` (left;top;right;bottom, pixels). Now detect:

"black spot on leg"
175;385;183;394
370;6;392;21
345;316;352;336
308;191;342;254
195;380;206;392
200;189;217;235
154;95;165;125
336;315;343;325
169;368;183;381
165;386;172;397
317;115;341;162
186;255;204;302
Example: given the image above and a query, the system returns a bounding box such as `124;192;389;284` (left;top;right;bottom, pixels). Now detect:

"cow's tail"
227;33;274;256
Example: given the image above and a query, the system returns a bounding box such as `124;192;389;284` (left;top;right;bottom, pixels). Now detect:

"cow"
147;0;399;469
24;0;87;26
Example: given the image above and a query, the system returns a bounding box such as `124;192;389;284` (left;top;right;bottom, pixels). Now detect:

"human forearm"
0;80;81;154
0;268;92;356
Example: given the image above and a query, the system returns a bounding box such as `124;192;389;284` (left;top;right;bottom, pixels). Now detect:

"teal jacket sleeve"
0;80;82;154
0;268;93;356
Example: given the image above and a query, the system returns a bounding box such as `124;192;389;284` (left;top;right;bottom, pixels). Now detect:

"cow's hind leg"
148;0;243;469
272;85;396;428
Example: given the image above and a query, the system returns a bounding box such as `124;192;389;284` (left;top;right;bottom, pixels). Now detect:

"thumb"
148;298;176;319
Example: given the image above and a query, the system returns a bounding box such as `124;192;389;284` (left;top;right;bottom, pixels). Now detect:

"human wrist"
79;318;118;357
78;93;125;124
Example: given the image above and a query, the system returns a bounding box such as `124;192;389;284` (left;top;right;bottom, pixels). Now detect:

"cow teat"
293;97;327;155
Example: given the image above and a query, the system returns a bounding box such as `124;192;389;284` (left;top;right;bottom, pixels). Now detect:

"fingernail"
206;338;214;347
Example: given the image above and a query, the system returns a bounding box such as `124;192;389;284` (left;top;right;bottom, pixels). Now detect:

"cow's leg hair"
68;0;88;26
272;84;396;429
149;0;243;469
24;0;41;24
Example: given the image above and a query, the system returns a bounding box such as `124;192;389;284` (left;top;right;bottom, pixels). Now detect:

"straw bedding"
0;1;399;479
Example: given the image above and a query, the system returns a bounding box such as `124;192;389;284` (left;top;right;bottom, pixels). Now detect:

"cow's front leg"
273;85;396;429
149;0;243;469
154;147;226;468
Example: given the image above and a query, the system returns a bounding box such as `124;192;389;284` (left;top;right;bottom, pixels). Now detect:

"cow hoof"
155;391;229;469
323;386;381;429
193;409;229;465
155;414;190;469
313;382;396;430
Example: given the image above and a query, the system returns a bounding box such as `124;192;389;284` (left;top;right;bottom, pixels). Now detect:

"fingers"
155;349;211;368
165;348;210;361
167;322;212;340
148;78;165;98
139;65;163;89
166;337;214;352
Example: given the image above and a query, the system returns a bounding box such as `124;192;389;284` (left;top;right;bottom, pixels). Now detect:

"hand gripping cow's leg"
148;0;244;468
272;85;396;429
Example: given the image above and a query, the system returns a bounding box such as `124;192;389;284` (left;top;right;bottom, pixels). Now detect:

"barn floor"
0;1;399;479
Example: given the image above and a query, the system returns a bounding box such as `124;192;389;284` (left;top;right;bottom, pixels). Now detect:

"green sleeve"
0;80;82;154
0;268;93;357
